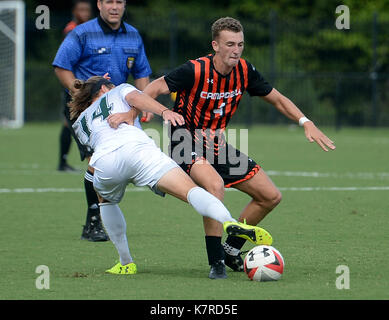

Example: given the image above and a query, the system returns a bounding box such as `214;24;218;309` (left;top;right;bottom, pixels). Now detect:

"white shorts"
92;140;178;203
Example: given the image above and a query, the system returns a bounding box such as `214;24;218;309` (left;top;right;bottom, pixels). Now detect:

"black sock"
224;235;246;251
84;170;100;225
59;125;72;166
205;236;224;265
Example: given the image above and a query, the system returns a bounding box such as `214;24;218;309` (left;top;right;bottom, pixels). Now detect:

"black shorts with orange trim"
169;138;260;188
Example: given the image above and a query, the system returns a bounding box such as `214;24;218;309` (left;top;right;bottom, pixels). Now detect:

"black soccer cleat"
81;219;109;242
58;163;79;172
224;251;244;272
209;260;227;279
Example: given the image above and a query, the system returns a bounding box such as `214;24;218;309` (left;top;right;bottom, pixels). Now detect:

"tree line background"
24;0;389;127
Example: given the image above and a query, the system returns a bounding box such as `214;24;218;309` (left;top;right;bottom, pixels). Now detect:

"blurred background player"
58;0;93;172
63;0;93;35
52;0;152;242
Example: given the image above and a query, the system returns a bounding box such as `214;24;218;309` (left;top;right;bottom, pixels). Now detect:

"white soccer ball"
244;245;285;281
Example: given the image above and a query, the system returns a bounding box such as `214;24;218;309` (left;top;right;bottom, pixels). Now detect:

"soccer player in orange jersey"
107;17;335;279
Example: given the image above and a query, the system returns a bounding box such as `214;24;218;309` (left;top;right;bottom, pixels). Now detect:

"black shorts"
63;91;93;161
169;130;260;188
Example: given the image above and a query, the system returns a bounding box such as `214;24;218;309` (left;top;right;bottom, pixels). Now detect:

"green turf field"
0;122;388;300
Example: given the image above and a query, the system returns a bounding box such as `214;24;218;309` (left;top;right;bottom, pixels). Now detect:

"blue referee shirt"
52;16;152;85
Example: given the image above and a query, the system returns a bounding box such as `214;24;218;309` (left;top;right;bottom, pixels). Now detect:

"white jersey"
72;83;178;203
73;83;149;166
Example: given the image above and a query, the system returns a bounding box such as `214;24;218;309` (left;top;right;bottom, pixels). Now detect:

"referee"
52;0;152;241
58;0;92;172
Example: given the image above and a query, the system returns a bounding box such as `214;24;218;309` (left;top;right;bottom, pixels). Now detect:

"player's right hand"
162;110;185;126
103;72;111;80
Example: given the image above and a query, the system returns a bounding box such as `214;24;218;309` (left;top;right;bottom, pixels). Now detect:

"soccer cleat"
58;163;79;172
209;260;227;279
224;250;244;272
81;219;109;242
105;262;137;275
223;221;273;246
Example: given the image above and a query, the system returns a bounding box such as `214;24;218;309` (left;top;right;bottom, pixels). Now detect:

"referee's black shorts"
63;91;93;161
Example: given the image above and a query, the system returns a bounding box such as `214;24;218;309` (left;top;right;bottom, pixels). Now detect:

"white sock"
223;242;241;256
99;203;133;265
187;187;236;224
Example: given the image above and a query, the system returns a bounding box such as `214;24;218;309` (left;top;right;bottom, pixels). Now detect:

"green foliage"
24;0;389;126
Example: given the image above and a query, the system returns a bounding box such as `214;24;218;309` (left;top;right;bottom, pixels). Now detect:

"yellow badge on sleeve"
127;57;134;69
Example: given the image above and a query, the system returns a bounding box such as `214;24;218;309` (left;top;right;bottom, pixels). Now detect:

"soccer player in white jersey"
69;76;273;278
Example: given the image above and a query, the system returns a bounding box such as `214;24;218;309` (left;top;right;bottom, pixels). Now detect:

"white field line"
1;165;389;180
266;170;389;180
1;165;388;193
0;186;389;194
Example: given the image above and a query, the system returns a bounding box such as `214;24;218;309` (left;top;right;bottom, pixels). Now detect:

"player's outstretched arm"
126;90;184;126
107;78;178;128
262;88;336;152
134;76;153;123
143;76;171;99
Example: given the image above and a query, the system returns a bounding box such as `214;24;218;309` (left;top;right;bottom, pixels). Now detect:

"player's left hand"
107;110;137;129
303;121;336;152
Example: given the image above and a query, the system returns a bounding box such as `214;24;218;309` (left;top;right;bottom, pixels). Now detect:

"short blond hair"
211;17;243;40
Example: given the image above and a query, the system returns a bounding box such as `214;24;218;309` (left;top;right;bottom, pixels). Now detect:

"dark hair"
68;76;114;120
97;0;126;3
211;17;243;40
72;0;91;8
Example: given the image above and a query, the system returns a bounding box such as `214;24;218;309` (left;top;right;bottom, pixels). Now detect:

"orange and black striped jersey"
164;54;272;133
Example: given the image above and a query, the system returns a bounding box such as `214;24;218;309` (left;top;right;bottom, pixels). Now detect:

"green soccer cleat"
223;220;273;246
105;262;137;275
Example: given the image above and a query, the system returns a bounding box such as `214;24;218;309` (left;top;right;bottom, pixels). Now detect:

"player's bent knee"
266;190;282;210
253;189;282;211
272;190;282;208
203;177;224;200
